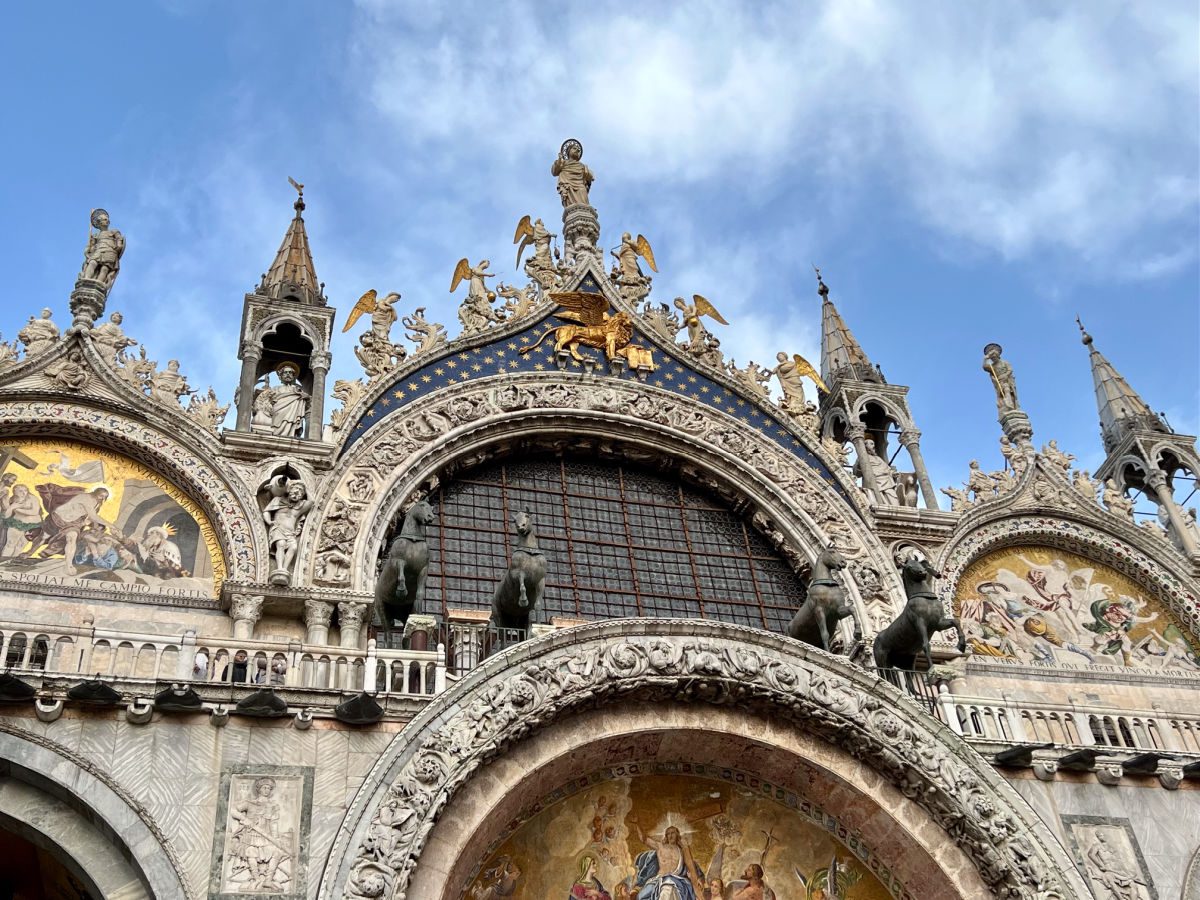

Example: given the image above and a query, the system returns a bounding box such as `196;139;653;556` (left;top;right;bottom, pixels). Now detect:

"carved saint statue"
551;138;593;208
227;777;293;892
79;208;126;290
982;342;1019;416
853;437;899;505
263;476;315;586
17;308;60;358
90;311;137;365
251;362;310;438
149;359;193;406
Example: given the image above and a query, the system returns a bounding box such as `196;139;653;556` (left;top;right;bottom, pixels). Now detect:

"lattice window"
415;456;807;631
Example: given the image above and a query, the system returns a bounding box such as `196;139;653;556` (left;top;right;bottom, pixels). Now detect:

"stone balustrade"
0;619;446;713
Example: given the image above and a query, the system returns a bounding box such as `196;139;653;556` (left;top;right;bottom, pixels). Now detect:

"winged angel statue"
520;291;638;363
612;232;657;303
674;294;728;349
512;215;559;288
771;351;828;413
452;258;503;334
343;289;406;379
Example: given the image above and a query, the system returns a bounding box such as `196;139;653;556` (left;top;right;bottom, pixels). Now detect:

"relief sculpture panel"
0;439;224;598
468;770;892;900
955;545;1198;669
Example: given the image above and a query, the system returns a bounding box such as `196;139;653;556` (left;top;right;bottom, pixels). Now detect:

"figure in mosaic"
79;208;126;290
552;139;594;208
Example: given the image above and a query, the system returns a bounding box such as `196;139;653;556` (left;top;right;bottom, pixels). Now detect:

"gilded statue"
770;351;827;413
513;215;558;287
79;208;126;291
344;289;406;379
611;232;656;303
520;291;634;362
451;258;502;333
551;138;593;208
674;295;728;350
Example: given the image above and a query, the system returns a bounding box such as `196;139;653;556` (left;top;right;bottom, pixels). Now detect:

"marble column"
1145;470;1199;556
308;350;330;441
304;599;334;645
229;593;264;640
338;601;368;650
235;340;263;431
900;429;940;511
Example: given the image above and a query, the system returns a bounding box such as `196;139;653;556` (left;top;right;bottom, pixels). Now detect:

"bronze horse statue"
375;499;435;629
491;511;546;633
873;554;966;671
787;545;853;651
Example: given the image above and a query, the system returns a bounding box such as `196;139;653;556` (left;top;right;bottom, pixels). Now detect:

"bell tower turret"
231;179;334;444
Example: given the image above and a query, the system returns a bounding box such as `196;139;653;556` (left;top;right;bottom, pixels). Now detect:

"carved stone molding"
303;376;895;617
319;620;1090;900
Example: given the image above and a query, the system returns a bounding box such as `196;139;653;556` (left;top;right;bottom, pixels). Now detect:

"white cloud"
350;0;1198;272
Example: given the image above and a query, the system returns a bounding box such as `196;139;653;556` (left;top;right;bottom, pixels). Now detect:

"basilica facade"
0;141;1198;900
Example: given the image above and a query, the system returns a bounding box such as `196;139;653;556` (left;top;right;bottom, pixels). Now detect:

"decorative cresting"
0;400;260;583
301;375;892;608
938;514;1200;635
321;621;1090;900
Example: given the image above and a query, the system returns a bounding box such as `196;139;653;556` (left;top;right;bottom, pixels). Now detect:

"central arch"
319;621;1091;899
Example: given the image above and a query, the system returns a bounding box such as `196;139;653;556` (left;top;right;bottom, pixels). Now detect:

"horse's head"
818;544;847;571
513;510;532;537
407;499;435;526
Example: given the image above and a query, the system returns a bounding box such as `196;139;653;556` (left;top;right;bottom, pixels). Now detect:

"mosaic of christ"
0;440;223;598
955;545;1197;669
468;772;891;900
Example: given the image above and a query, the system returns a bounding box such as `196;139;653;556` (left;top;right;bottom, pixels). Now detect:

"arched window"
387;455;810;632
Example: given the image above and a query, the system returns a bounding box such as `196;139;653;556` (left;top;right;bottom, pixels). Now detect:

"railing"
0;621;445;703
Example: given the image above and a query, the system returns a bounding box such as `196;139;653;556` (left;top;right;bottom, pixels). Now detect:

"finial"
288;176;305;214
814;265;829;301
1076;315;1093;347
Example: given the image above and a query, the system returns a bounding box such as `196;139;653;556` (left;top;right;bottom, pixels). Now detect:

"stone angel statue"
452;259;502;334
343;289;405;379
674;294;728;349
771;351;828;413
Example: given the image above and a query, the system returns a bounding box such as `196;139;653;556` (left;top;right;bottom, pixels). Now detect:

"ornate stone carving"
452;258;503;335
216;770;311;897
1064;817;1157;900
854;437;900;505
1040;440;1075;477
495;282;539;323
230;593;265;638
401;307;447;357
90;311;137;365
513;215;561;290
78;208;126;292
326;624;1088;900
639;300;681;342
118;344;156;394
186;387;230;433
264;475;315;586
1102;479;1135;522
610;231;655;304
149;359;192;406
345;290;406;380
330;378;368;437
18;308;61;358
251;362;310;438
46;346;89;391
0;333;18;371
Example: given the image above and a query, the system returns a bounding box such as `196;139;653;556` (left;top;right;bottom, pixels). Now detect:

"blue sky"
1;1;1196;498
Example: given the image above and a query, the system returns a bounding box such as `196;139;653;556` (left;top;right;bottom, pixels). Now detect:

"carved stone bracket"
321;621;1090;900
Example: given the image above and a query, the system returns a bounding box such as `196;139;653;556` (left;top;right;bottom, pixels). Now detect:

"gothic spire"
262;178;322;305
817;268;878;384
1077;317;1168;453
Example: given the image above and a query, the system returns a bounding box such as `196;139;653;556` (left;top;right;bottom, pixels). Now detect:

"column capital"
899;428;922;446
845;424;866;441
337;600;368;633
311;350;332;372
241;340;264;360
304;599;334;629
229;592;264;625
1144;469;1169;491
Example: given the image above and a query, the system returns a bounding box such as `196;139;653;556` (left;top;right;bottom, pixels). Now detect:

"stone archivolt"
323;621;1090;900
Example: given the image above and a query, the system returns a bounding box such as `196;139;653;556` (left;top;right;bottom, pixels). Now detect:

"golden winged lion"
519;291;634;362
